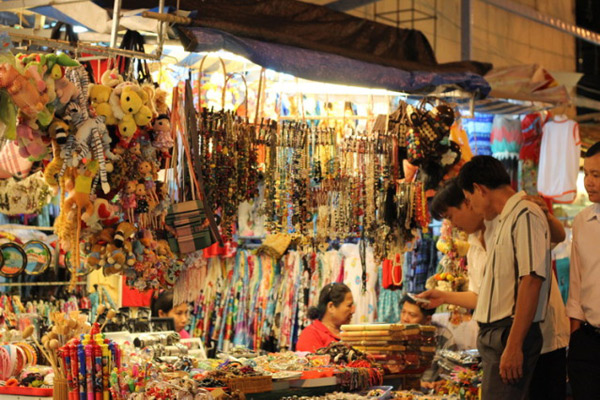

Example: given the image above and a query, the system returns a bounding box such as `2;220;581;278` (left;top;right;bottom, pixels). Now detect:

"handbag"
164;79;222;255
165;200;213;255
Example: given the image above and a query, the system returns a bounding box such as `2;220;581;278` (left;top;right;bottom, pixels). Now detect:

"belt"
583;323;600;338
478;317;513;329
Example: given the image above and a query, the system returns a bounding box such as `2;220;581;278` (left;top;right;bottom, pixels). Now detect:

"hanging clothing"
462;113;494;156
376;268;403;323
340;243;377;324
519;113;546;195
537;115;581;203
491;115;522;190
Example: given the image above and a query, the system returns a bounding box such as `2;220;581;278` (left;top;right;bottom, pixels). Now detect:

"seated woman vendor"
296;283;355;352
151;291;191;338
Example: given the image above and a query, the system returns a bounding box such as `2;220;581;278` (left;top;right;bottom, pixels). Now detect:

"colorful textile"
462;113;493;156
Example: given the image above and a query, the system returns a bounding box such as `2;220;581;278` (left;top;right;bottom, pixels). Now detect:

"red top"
295;320;339;352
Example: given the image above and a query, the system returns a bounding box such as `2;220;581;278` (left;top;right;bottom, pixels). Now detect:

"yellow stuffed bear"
89;84;112;106
118;114;137;138
134;105;153;127
120;87;143;115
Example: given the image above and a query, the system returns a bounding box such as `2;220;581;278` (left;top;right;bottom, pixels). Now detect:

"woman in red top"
296;283;355;352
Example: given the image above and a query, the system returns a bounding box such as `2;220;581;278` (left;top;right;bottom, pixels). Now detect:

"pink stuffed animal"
16;123;48;161
0;63;47;117
54;76;79;105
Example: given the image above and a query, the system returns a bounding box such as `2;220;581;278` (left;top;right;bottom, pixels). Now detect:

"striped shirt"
473;191;551;324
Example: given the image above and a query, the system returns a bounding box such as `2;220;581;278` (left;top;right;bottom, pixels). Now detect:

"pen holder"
53;376;68;400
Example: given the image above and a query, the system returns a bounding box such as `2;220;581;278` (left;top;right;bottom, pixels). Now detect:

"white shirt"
537;115;581;203
473;192;551;324
567;203;600;327
466;210;568;353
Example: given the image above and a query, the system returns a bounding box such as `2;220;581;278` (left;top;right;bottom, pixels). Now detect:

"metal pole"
461;0;472;60
110;0;122;49
157;0;165;57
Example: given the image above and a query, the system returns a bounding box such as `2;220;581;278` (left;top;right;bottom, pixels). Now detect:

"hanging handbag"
165;79;222;255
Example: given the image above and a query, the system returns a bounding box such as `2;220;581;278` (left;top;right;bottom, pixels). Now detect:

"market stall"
0;0;507;393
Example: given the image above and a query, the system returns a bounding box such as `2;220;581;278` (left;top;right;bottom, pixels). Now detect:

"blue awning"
177;27;490;96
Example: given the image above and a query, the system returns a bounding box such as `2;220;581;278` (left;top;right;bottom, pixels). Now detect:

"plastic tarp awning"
177;27;491;95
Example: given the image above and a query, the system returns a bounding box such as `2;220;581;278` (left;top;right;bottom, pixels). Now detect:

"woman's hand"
416;289;445;309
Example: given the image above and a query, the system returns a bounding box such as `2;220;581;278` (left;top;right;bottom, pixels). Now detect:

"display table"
0;396;52;400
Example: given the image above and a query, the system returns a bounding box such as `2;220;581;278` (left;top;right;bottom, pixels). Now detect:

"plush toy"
82;198;120;232
109;82;138;120
120;86;143;115
89;84;112;106
63;101;118;193
114;221;137;248
54;76;79;105
133;105;152;127
63;160;99;219
117;114;137;138
0;63;48;118
100;68;123;88
154;88;168;115
156;239;174;258
95;102;117;126
85;227;114;269
141;83;158;118
16;123;48;161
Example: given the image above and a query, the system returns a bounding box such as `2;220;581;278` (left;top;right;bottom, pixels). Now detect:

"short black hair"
151;291;174;317
458;155;511;193
586;141;600;158
430;178;465;220
401;294;435;318
307;283;351;320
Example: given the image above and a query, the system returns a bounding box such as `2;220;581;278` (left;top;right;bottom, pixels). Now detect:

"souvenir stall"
0;0;499;395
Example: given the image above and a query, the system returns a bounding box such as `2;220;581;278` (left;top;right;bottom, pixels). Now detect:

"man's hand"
499;344;524;384
523;195;549;215
416;289;445;309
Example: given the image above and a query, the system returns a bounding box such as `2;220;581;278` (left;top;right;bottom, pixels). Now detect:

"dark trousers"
568;324;600;400
529;347;567;400
477;319;542;400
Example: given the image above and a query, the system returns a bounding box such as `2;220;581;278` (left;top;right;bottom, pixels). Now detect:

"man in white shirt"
566;141;600;399
434;156;550;399
420;178;569;400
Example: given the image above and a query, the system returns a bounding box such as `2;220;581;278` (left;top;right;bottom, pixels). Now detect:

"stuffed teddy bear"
109;82;139;120
117;114;137;138
100;68;123;88
133;105;152;127
120;86;143;115
85;227;114;269
94;102;117;126
89;84;112;106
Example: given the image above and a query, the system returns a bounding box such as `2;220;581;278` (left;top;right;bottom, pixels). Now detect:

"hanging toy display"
0;35;184;291
425;219;469;293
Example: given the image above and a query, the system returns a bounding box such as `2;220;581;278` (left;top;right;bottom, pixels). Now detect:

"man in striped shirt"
457;156;551;400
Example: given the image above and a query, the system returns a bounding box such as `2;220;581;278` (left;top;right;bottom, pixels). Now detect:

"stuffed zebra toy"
61;102;117;194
